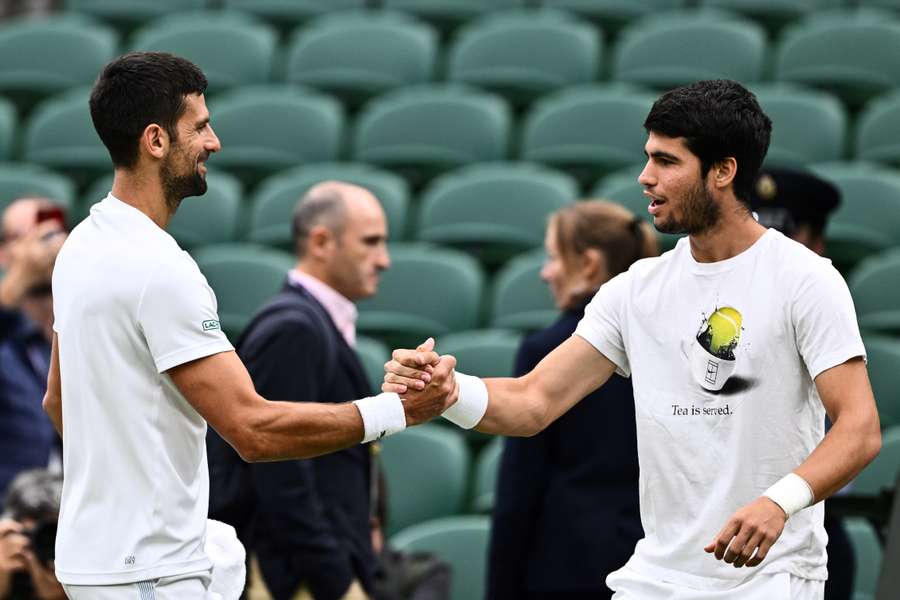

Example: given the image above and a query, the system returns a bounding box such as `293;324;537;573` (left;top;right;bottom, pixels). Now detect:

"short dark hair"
2;469;62;523
89;52;208;168
643;80;772;204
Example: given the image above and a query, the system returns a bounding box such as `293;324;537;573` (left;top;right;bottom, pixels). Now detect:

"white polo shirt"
51;194;233;585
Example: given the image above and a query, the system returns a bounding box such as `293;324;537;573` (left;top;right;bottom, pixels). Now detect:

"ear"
581;248;609;287
305;224;336;260
710;157;738;191
141;123;169;161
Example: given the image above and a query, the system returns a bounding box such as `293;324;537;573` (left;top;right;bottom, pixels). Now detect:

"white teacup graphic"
691;307;742;392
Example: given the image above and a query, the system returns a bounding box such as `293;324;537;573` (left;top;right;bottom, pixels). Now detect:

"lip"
644;191;666;215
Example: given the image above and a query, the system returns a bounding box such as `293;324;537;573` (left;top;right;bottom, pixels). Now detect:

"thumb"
416;337;435;353
703;541;716;553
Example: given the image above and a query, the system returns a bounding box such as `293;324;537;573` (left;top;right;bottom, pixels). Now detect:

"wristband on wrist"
442;371;488;430
353;393;406;443
763;472;814;519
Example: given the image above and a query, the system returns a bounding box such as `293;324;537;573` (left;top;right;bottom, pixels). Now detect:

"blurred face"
160;93;220;210
638;132;721;236
540;222;591;311
327;192;390;301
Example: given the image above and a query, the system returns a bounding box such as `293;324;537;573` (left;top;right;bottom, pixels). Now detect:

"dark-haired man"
44;52;457;599
384;80;880;599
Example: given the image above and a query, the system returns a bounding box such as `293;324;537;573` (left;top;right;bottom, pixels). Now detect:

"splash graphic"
697;306;742;361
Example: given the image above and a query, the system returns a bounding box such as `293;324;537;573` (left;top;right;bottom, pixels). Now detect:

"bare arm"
386;335;618;437
42;333;62;437
169;349;455;463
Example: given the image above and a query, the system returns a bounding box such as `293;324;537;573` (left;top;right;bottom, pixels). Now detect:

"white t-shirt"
51;194;233;585
574;228;865;590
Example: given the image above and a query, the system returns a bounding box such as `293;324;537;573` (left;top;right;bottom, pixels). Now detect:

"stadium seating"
416;162;577;266
845;517;882;600
591;163;684;252
446;9;601;107
855;89;900;168
129;12;277;95
752;84;847;167
352;84;511;188
356;243;485;347
284;11;438;108
355;335;390;395
520;85;656;183
488;249;558;331
865;335;900;428
207;86;344;186
0;163;75;214
0;96;11;161
774;9;900;109
380;0;526;32
248;162;411;249
809;162;900;273
853;425;900;495
391;515;491;600
64;0;207;33
848;248;900;336
167;170;244;250
222;0;367;30
859;0;900;9
612;11;767;90
471;436;503;512
537;0;687;33
23;87;112;186
380;425;471;535
191;243;294;339
436;329;522;379
698;0;843;32
0;15;117;110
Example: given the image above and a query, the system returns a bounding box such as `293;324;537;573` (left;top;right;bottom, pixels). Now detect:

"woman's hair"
550;200;658;284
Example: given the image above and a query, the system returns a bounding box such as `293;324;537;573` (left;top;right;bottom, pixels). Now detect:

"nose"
539;260;552;283
206;124;221;154
638;159;654;188
377;246;391;271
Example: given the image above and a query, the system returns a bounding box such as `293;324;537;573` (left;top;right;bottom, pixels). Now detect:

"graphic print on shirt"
687;305;744;392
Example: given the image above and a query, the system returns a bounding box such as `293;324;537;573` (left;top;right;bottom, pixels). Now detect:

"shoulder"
764;230;845;293
241;291;326;345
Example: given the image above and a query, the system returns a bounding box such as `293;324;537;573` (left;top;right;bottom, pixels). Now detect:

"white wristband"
763;473;814;519
353;393;407;443
442;372;488;430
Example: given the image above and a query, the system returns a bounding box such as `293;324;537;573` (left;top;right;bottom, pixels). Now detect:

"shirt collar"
288;269;358;348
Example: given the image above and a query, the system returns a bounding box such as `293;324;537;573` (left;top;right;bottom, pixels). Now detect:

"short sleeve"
792;261;866;380
138;253;233;373
574;270;631;377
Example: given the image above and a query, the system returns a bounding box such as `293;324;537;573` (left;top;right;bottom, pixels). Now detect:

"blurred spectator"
209;182;391;600
0;199;64;509
0;469;64;600
487;201;656;600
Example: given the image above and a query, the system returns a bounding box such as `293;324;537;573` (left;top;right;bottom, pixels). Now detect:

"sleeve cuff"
156;339;234;373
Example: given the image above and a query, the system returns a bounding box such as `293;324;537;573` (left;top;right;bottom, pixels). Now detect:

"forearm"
473;375;548;437
42;393;62;438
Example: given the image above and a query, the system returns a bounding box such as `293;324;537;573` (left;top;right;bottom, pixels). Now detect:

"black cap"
748;167;841;235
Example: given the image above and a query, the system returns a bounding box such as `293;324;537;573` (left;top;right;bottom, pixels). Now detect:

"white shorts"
63;570;219;600
608;566;824;600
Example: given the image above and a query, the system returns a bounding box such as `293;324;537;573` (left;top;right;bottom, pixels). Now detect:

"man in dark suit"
211;181;391;600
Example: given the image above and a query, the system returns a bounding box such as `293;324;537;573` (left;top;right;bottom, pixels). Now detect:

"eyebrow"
195;116;210;128
644;149;681;163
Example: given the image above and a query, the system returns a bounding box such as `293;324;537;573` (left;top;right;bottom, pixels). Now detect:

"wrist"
353;393;406;443
763;473;814;520
442;372;488;429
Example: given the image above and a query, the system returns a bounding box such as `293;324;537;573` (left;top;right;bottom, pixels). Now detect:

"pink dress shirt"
287;270;358;348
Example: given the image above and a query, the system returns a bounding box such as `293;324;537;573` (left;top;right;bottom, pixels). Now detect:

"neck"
688;200;767;263
296;261;340;295
110;167;172;229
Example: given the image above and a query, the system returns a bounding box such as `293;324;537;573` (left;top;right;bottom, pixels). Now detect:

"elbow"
520;397;550;437
42;392;60;416
863;427;882;467
233;434;266;463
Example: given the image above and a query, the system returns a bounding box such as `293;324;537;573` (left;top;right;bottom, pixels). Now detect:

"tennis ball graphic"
697;306;742;360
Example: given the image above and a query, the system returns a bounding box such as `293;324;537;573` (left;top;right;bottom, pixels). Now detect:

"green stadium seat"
775;10;900;109
352;84;511;187
23;87;111;186
391;516;491;600
859;0;900;9
520;85;656;183
356;243;485;347
855;89;900;167
845;517;882;600
809;162;900;273
471;436;503;512
285;11;437;108
538;0;687;32
437;328;522;379
864;335;900;428
0;15;116;110
591;163;683;252
222;0;367;30
208;86;344;186
612;11;767;89
0;163;74;215
417;162;577;266
380;426;471;535
489;249;558;331
0;96;11;160
355;335;390;395
381;0;526;32
129;12;276;95
248;162;411;249
698;0;843;32
848;249;900;335
64;0;207;33
446;10;600;107
852;425;900;495
752;84;847;167
191;243;294;339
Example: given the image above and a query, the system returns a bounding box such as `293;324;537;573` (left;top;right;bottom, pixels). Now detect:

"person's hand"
24;554;65;600
398;354;458;428
383;338;440;395
0;520;28;597
704;497;787;568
